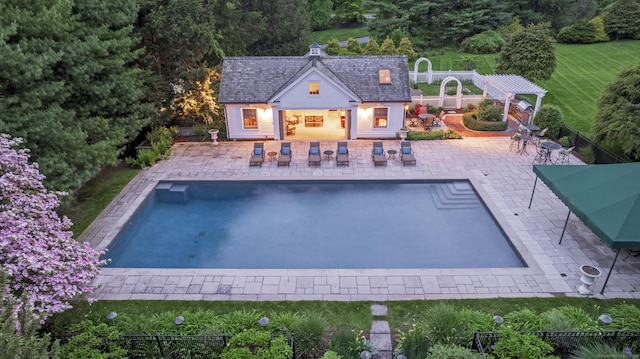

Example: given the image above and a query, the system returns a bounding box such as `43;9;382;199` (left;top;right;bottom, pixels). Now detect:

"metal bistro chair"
509;133;522;152
555;146;575;165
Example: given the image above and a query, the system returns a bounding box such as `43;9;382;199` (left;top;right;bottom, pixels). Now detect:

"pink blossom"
1;134;104;322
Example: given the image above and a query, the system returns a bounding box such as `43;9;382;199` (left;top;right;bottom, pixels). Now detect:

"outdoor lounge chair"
278;142;292;167
308;142;321;166
336;141;349;166
372;141;387;166
400;141;416;166
249;142;265;166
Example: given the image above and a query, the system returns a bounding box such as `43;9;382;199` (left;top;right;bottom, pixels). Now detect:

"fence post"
155;334;165;357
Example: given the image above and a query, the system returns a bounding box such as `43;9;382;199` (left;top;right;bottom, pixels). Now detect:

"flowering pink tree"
0;134;104;321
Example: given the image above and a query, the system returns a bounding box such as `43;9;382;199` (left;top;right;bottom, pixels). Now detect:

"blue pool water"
106;180;525;269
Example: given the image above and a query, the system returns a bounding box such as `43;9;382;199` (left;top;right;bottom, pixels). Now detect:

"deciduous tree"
0;134;103;321
308;0;334;31
241;0;308;56
593;64;640;161
496;23;556;81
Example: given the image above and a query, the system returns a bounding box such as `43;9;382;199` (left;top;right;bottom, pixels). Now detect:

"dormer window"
379;69;391;84
309;82;320;95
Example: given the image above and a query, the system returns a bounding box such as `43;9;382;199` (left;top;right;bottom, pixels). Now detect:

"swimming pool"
105;180;526;269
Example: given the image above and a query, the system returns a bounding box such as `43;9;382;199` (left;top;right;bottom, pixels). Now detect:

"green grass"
538;40;640;135
58;164;139;237
409;40;640;135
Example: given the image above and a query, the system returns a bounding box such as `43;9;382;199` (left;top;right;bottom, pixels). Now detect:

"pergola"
482;75;548;123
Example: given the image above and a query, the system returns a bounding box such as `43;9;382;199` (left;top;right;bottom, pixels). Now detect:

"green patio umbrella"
529;162;640;294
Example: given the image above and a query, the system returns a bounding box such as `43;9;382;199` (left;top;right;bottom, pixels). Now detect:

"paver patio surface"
84;136;640;301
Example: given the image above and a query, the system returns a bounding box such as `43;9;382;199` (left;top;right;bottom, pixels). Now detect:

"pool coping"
85;139;640;301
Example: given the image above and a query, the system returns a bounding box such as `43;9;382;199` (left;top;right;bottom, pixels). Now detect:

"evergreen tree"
590;16;610;42
346;38;363;54
363;37;381;55
380;37;396;55
603;0;640;40
397;37;418;60
593;64;640;161
496;23;556;81
324;39;342;55
0;0;150;192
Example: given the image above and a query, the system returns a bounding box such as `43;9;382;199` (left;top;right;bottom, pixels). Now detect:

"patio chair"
555;146;575;165
249;143;265;166
336;141;349;166
278;142;292;167
308;142;321;166
509;133;522;152
372;141;387;166
400;141;416;166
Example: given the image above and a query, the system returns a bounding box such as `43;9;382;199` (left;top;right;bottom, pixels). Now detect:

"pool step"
155;182;191;204
431;182;481;209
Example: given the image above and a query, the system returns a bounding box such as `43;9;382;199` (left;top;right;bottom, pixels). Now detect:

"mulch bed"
442;115;517;138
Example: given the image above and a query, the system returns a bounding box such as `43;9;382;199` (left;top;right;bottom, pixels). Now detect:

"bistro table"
267;151;277;162
387;149;397;160
538;141;562;164
519;134;533;155
323;150;334;161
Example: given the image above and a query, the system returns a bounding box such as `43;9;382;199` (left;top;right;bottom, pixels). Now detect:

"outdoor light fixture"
175;316;185;325
259;317;269;326
493;315;504;325
599;314;612;325
360;351;372;359
106;312;118;321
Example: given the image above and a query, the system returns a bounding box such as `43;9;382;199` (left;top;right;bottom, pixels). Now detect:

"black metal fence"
474;330;640;358
557;125;629;164
113;333;294;359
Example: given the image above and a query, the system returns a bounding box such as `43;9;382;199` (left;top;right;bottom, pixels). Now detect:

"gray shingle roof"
219;55;412;104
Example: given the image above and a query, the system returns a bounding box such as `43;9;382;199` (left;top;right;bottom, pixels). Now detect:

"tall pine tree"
0;0;151;192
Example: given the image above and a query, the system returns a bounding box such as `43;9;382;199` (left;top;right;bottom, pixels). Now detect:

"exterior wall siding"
355;103;405;139
273;73;357;109
225;104;275;140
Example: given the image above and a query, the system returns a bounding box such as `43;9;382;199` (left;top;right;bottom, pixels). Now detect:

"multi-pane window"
309;82;320;95
242;108;258;129
373;107;388;127
379;69;391;84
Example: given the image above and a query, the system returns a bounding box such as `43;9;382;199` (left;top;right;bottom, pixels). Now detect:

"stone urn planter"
578;265;602;295
208;129;219;146
399;128;408;141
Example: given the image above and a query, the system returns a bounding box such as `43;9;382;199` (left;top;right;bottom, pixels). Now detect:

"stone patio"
83;137;640;301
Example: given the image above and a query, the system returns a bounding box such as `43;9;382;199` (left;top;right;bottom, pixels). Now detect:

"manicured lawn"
58;164;140;237
538;40;640;135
